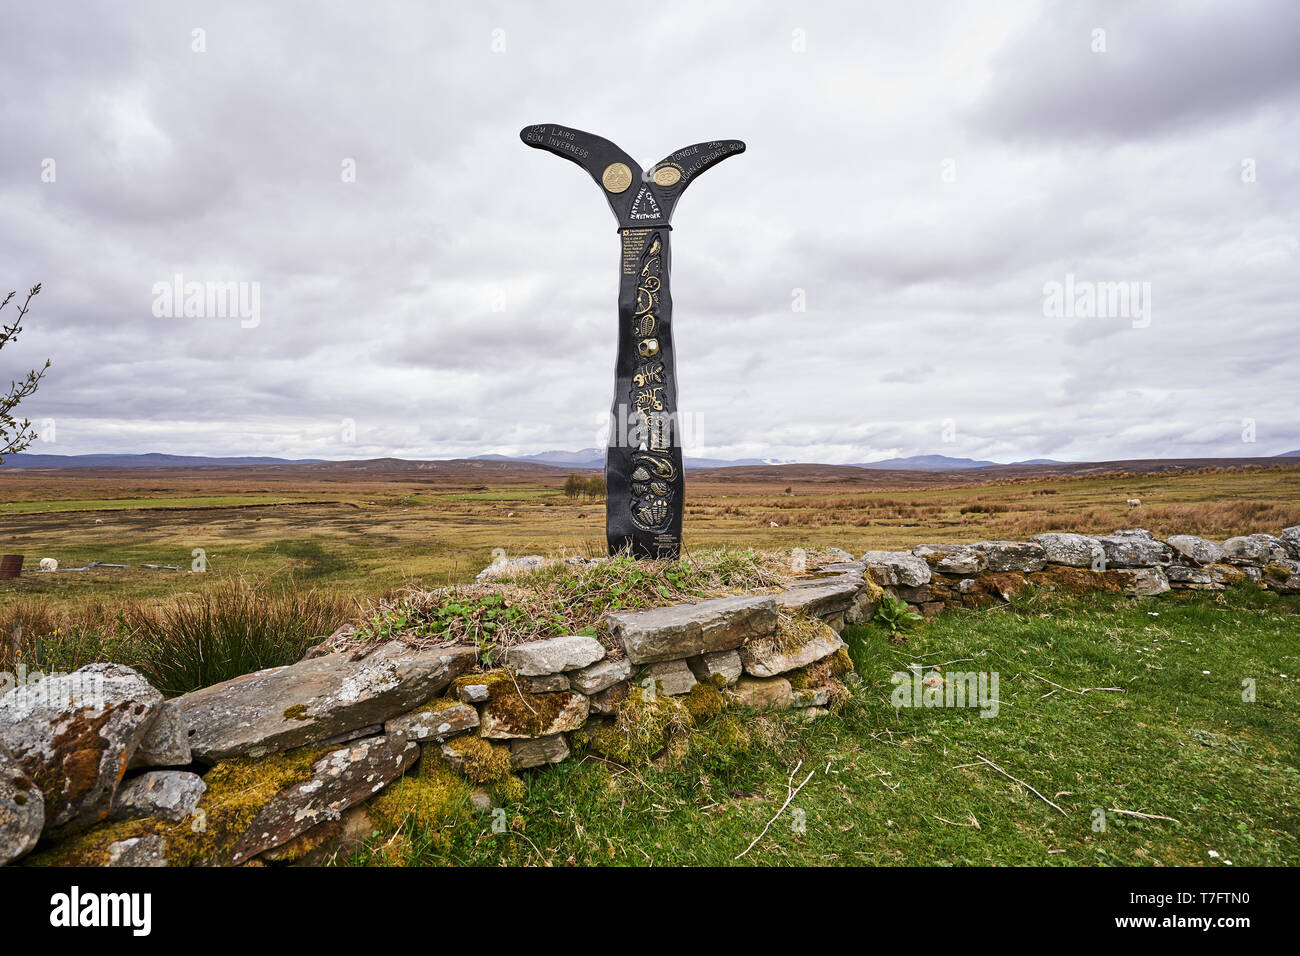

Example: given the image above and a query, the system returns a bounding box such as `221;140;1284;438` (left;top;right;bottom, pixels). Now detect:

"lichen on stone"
24;744;332;867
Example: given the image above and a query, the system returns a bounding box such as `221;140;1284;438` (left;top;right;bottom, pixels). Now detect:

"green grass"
341;585;1299;866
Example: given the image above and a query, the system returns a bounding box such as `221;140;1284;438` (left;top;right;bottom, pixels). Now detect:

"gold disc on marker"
602;162;633;193
652;165;682;187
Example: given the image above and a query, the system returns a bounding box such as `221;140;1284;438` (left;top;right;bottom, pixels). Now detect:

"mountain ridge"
3;448;1298;471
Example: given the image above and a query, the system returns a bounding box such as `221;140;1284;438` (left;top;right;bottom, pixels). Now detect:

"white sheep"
1127;498;1142;507
39;557;58;571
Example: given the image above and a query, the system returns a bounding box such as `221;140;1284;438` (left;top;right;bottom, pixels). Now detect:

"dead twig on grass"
1028;671;1123;696
1108;808;1182;824
934;812;981;829
975;754;1068;816
735;759;817;860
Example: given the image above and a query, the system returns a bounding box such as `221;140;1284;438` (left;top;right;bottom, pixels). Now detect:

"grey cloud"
971;0;1300;142
1;0;1296;465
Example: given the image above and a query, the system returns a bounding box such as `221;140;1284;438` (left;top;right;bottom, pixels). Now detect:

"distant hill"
853;454;997;470
0;452;325;468
472;448;778;470
852;454;1072;469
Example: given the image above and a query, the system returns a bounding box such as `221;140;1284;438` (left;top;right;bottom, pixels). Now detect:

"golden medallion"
652;164;682;187
602;162;633;193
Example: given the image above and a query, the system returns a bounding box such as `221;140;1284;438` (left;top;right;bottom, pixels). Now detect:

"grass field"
3;462;1298;620
342;585;1300;867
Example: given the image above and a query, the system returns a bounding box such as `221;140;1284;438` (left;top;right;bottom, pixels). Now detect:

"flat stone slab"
509;734;570;770
142;640;476;763
1165;566;1220;589
501;635;604;677
1030;533;1103;568
385;701;480;743
917;545;989;575
1166;534;1225;566
0;662;163;839
739;619;846;678
569;657;633;695
727;676;795;712
607;594;778;665
517;673;571;693
860;551;931;587
687;649;742;687
228;735;419;865
480;687;590;740
1222;534;1288;565
640;659;698;696
1115;567;1170;597
775;572;863;617
970;541;1047;573
1097;529;1173;568
111;770;206;823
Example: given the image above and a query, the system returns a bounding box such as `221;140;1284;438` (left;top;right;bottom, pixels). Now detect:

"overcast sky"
2;0;1297;464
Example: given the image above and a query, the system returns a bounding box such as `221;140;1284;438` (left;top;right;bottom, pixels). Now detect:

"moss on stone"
26;745;332;867
575;686;693;766
415;695;467;714
827;647;854;678
480;680;582;738
491;773;526;804
282;704;311;721
441;735;512;784
683;681;725;723
1263;562;1292;582
368;753;474;839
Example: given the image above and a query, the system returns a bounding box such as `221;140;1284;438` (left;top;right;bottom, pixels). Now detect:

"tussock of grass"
121;581;350;696
1;578;349;696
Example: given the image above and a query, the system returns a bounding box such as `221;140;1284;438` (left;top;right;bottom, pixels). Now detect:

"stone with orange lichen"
0;663;162;839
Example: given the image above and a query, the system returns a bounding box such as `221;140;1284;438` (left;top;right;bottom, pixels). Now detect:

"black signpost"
521;124;745;559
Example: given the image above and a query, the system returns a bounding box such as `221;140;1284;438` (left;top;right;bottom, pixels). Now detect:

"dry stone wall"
3;525;1297;867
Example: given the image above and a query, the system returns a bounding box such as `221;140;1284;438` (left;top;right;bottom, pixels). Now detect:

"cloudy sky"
2;0;1297;464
